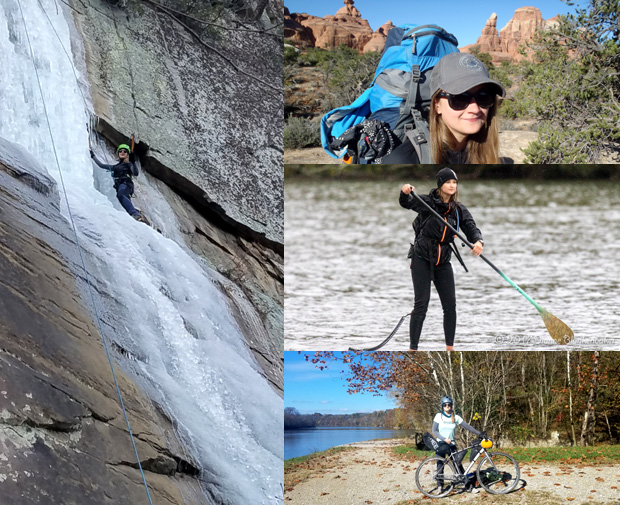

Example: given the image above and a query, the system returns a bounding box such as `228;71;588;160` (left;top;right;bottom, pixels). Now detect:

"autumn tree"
302;351;620;446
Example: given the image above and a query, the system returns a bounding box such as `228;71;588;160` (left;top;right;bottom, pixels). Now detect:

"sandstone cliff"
284;0;382;53
285;4;557;63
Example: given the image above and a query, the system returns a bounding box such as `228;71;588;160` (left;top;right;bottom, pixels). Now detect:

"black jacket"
382;142;468;164
399;188;482;265
92;155;138;186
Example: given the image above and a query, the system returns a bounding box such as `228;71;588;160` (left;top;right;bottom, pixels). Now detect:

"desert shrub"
510;0;620;162
284;115;320;148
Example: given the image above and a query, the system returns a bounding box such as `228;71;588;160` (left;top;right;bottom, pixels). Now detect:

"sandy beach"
285;439;620;505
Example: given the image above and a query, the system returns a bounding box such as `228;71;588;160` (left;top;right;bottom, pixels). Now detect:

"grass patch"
392;445;432;459
392;443;620;466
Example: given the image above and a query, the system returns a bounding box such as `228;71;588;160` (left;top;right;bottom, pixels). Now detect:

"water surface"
285;427;415;459
285;179;620;350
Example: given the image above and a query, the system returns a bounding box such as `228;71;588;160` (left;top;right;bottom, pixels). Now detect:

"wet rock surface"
0;142;207;504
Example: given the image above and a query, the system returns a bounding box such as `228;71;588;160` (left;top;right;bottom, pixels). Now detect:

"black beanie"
436;167;458;187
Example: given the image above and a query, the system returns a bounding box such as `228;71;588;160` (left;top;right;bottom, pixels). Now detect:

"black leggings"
410;254;456;349
435;443;465;485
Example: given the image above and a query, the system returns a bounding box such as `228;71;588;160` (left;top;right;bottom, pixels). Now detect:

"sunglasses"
437;90;496;110
118;149;129;154
443;403;453;407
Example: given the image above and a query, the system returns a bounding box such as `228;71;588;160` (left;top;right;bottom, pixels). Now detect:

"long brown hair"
436;186;458;205
429;92;500;164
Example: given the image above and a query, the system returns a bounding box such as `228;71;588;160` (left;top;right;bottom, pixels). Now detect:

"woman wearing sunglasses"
400;168;483;351
383;52;505;164
433;396;484;493
90;144;145;221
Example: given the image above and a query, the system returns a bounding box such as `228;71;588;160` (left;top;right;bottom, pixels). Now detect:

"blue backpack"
320;24;459;163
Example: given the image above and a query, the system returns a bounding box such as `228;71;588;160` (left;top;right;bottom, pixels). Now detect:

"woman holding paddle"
400;168;483;351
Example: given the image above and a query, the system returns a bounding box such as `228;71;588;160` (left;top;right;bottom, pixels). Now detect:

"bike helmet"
116;143;131;153
440;396;453;407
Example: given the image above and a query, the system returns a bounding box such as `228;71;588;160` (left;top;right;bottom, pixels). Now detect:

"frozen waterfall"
0;1;282;504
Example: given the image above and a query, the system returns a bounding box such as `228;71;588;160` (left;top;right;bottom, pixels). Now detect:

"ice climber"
90;144;147;223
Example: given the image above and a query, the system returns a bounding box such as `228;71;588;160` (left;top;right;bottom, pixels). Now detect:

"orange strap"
436;203;451;265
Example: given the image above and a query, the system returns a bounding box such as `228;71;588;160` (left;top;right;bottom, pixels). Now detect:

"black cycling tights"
409;254;456;350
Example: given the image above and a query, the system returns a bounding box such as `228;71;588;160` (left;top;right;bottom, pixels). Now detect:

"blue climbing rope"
15;2;154;503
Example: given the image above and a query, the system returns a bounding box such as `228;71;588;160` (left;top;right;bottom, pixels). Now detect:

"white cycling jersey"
433;412;463;441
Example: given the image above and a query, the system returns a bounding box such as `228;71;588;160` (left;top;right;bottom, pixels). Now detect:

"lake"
284;427;415;460
285;179;620;350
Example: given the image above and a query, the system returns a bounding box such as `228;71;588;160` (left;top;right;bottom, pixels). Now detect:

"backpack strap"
449;242;468;272
394;65;420;138
392;63;432;163
403;118;431;164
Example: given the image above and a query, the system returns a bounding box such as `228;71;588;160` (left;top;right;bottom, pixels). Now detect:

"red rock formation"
284;0;376;52
460;13;512;65
499;6;547;61
285;5;557;62
335;0;362;18
284;7;316;48
477;13;502;52
461;7;553;65
363;21;393;53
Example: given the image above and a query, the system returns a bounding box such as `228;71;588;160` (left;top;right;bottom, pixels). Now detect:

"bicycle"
415;438;520;498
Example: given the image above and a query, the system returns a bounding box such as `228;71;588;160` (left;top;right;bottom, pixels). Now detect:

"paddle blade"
539;308;574;345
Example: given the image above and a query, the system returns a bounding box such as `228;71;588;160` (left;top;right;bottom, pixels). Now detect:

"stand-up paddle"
349;313;410;351
409;190;573;345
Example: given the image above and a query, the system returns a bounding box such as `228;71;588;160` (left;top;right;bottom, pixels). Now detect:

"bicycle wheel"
476;451;520;494
415;456;456;498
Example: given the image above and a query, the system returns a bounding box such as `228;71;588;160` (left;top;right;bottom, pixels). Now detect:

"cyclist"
432;395;484;493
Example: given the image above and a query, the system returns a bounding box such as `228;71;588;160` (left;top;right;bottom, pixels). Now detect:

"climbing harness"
16;2;154;503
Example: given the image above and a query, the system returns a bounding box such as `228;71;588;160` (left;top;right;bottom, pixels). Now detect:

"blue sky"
285;351;397;415
285;0;581;47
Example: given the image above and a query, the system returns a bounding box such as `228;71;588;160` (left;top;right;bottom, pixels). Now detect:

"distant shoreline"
285;163;620;180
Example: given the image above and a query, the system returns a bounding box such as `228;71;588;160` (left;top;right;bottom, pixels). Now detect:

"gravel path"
285;439;620;505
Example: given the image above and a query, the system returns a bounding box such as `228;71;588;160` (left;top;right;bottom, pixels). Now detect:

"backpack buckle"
411;66;421;82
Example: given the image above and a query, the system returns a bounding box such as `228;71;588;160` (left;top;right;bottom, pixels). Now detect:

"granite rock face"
72;0;283;247
0;140;205;505
68;0;282;390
